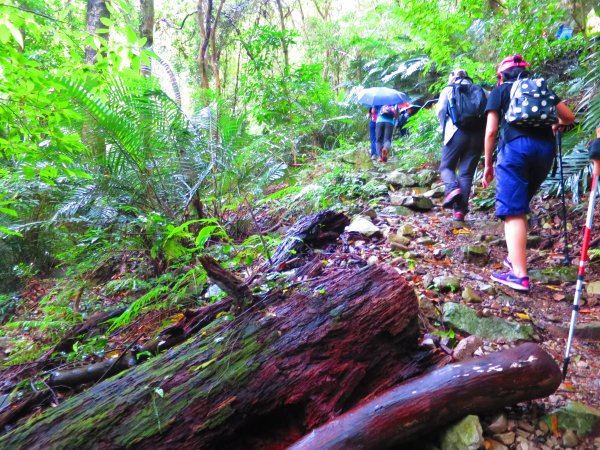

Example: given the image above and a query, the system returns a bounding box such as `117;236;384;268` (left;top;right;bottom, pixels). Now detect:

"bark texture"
0;264;428;449
289;343;562;450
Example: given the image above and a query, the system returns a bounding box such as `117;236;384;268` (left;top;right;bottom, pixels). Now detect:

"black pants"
376;121;394;156
440;128;484;214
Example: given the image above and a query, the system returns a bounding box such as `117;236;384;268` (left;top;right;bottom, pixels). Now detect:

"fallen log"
270;210;349;269
289;342;562;450
0;264;438;449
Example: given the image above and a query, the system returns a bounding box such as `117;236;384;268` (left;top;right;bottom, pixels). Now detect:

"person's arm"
552;101;576;133
435;87;449;128
482;111;499;188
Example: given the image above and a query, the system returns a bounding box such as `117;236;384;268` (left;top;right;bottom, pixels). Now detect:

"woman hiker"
436;68;487;222
368;106;378;160
375;104;397;162
482;54;576;292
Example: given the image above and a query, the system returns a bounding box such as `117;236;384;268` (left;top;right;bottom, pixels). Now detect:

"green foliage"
394;108;440;171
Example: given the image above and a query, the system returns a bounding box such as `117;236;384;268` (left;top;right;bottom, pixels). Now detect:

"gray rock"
453;335;483;361
433;276;461;293
461;244;489;264
386;170;417;187
587;280;600;296
562;429;578;448
388;233;411;246
379;205;414;216
443;302;535;342
414;168;438;186
462;286;482;303
526;235;542;248
487;412;509;434
440;415;484;450
528;267;577;284
542;401;600;436
417;236;435;245
389;193;434;211
419;296;440;320
424;185;445;198
495;431;516;446
346;217;381;237
363;208;377;219
398;223;415;236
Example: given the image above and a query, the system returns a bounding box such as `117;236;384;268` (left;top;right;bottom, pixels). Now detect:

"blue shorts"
496;136;555;218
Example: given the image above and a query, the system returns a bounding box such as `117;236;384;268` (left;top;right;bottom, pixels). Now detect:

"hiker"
590;129;600;176
482;54;576;292
376;104;397;162
436;69;487;221
368;107;378;160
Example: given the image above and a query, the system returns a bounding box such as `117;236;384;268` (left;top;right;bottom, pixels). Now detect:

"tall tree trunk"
274;0;289;71
85;0;110;65
139;0;154;76
197;0;213;93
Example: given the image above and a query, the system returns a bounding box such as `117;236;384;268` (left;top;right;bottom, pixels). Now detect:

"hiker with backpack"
375;104;398;162
436;69;488;221
482;54;576;292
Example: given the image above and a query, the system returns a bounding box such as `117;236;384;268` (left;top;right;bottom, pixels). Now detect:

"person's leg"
383;122;394;150
440;130;466;206
369;121;377;157
504;215;528;277
375;122;384;157
454;131;484;214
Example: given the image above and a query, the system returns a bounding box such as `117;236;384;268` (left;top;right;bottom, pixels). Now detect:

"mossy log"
289;343;562;450
0;264;434;449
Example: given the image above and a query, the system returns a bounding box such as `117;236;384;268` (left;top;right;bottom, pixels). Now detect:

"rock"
388;233;411;246
379;205;413;216
587;280;600;295
424;185;445;198
419;296;440;320
389;193;434;211
398;223;414;236
479;283;495;295
453;335;483;361
461;244;489;264
462;286;482;303
205;284;224;299
386;170;417;188
433;276;461;293
562;429;578;447
494;431;516;446
363;208;377;219
537;420;549;434
486;439;508;450
543;401;600;436
443;302;535;342
414;169;437;186
528;267;577;284
345;216;381;237
367;255;378;265
573;322;600;341
440;415;484;450
416;236;435;245
487;412;509;434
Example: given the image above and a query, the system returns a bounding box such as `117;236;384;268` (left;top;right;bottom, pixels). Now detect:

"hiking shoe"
381;147;389;162
442;188;462;208
491;271;530;292
452;211;465;221
503;258;513;270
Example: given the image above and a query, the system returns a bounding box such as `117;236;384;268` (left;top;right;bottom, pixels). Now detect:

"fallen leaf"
452;228;471;234
515;312;530;321
553;293;566;302
551;415;560;437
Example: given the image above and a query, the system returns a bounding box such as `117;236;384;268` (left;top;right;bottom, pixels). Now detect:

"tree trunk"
85;0;110;65
0;264;431;449
289;343;562;450
139;0;154;76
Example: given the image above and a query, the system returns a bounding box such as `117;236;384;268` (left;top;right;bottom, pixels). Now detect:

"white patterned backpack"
505;77;558;127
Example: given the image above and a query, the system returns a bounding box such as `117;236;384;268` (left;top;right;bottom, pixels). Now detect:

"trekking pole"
556;131;572;265
562;171;598;379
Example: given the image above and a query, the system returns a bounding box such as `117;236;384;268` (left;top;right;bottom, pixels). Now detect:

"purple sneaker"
503;258;513;270
491;271;530;292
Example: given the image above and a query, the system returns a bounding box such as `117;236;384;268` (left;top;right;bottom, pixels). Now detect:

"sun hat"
496;54;530;77
448;69;468;84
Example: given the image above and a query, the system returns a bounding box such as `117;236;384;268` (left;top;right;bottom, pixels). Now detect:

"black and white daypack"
447;81;487;129
505;78;558;127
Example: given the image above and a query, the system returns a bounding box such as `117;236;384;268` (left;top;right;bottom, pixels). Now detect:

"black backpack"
447;79;487;129
504;77;558;128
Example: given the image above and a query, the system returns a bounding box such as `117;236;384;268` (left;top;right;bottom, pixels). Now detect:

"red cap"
496;54;530;76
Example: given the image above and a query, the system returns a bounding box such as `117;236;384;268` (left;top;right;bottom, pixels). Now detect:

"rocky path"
339;161;600;449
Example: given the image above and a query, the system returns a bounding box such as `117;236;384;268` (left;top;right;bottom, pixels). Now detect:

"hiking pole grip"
556;131;571;265
562;174;599;379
